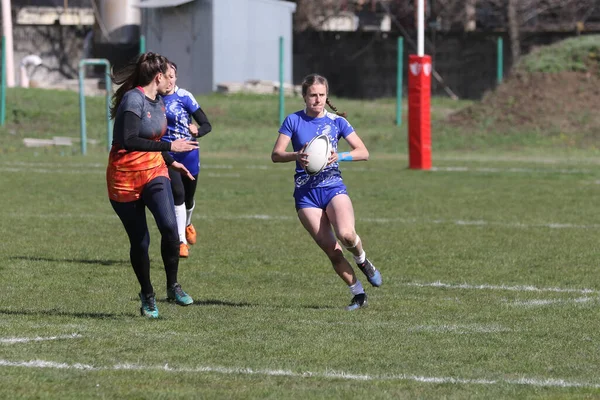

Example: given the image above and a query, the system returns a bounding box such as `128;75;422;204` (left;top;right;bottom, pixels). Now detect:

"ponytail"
326;98;347;118
109;52;170;119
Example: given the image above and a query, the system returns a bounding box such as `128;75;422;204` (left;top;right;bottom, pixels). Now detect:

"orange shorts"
106;164;169;203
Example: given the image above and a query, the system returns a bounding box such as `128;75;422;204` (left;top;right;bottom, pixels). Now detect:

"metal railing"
78;58;111;155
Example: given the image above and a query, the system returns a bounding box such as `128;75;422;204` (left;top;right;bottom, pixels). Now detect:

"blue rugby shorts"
294;182;348;211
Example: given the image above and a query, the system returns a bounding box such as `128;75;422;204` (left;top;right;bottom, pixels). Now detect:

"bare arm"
271;133;308;167
329;131;369;164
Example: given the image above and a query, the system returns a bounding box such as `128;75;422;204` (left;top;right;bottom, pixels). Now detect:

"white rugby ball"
304;133;331;176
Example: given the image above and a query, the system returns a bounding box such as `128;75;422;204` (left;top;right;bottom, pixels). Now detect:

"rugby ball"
304;133;331;176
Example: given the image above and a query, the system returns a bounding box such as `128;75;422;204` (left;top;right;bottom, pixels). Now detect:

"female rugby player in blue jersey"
271;73;382;311
162;62;213;258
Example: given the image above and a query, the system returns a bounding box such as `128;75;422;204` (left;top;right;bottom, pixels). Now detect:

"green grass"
517;34;600;74
4;86;585;157
2;88;600;398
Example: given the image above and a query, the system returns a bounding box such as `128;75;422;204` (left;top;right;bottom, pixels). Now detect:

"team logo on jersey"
147;111;151;118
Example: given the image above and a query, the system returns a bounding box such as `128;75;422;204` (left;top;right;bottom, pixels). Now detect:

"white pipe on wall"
2;0;15;87
19;54;42;88
417;0;424;56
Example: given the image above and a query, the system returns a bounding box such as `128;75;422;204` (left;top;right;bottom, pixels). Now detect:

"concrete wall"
12;25;90;87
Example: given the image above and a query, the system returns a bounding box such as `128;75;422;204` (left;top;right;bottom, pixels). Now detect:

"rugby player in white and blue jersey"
271;73;382;311
161;62;212;258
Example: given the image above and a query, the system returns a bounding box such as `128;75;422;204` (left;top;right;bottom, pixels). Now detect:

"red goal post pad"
407;54;432;170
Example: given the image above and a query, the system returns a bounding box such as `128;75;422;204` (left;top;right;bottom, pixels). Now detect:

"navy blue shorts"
294;182;348;211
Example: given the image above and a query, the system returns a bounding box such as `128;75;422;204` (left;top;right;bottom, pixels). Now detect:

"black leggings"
169;168;198;208
110;176;179;295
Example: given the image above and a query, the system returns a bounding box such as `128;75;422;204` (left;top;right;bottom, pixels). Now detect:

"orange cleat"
179;242;189;258
185;224;197;245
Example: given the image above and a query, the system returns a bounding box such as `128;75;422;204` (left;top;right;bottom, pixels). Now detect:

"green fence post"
497;37;503;84
79;58;112;155
396;36;404;126
78;61;86;155
1;36;6;126
104;66;113;150
140;35;146;55
0;36;6;126
278;36;284;125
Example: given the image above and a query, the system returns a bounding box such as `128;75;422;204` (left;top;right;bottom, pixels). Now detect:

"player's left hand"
170;161;195;180
328;149;337;165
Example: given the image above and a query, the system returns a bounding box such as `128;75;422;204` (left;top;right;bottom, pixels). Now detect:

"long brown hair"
301;73;347;118
109;52;170;119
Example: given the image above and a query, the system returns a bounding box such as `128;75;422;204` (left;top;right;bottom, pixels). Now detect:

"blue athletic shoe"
139;292;159;318
167;283;194;306
345;293;367;311
357;259;382;287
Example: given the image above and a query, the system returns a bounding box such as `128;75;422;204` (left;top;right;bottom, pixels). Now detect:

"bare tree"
507;0;520;62
464;0;477;31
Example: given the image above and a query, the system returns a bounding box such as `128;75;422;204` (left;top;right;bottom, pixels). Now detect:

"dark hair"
169;61;177;75
109;52;170;119
301;73;347;118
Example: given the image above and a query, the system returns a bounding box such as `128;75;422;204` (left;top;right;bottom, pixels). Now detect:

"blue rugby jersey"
278;110;354;188
161;86;202;175
161;86;201;143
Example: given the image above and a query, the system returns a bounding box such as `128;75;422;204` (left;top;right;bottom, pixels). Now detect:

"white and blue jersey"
161;86;201;175
279;110;355;189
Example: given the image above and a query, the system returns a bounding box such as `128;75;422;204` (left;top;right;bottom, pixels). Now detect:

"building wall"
190;0;213;94
141;1;211;94
12;25;90;87
142;0;295;94
212;0;296;90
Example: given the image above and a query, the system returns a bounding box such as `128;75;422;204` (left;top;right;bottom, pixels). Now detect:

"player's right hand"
171;138;198;152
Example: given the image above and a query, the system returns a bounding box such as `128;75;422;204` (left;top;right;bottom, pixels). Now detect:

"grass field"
2;87;600;398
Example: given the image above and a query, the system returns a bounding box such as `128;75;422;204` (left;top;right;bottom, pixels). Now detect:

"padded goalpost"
407;0;432;170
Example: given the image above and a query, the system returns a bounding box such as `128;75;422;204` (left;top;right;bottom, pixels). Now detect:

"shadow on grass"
163;298;338;310
157;298;254;308
0;308;128;319
10;256;127;266
301;304;340;310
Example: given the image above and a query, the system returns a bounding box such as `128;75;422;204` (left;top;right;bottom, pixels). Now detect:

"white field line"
1;359;599;389
0;167;101;175
0;161;106;168
1;161;598;176
430;166;594;175
408;324;512;334
362;217;600;230
293;320;512;333
3;211;600;231
0;333;82;344
406;281;598;294
507;297;596;307
206;172;241;178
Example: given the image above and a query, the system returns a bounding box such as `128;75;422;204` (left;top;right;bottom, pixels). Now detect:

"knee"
338;231;358;249
172;187;185;206
131;235;150;253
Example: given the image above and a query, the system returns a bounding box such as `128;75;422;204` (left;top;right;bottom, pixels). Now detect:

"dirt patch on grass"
448;70;600;144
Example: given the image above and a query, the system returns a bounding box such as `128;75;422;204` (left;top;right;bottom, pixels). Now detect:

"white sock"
174;204;187;244
353;251;366;265
349;280;364;296
186;202;195;227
